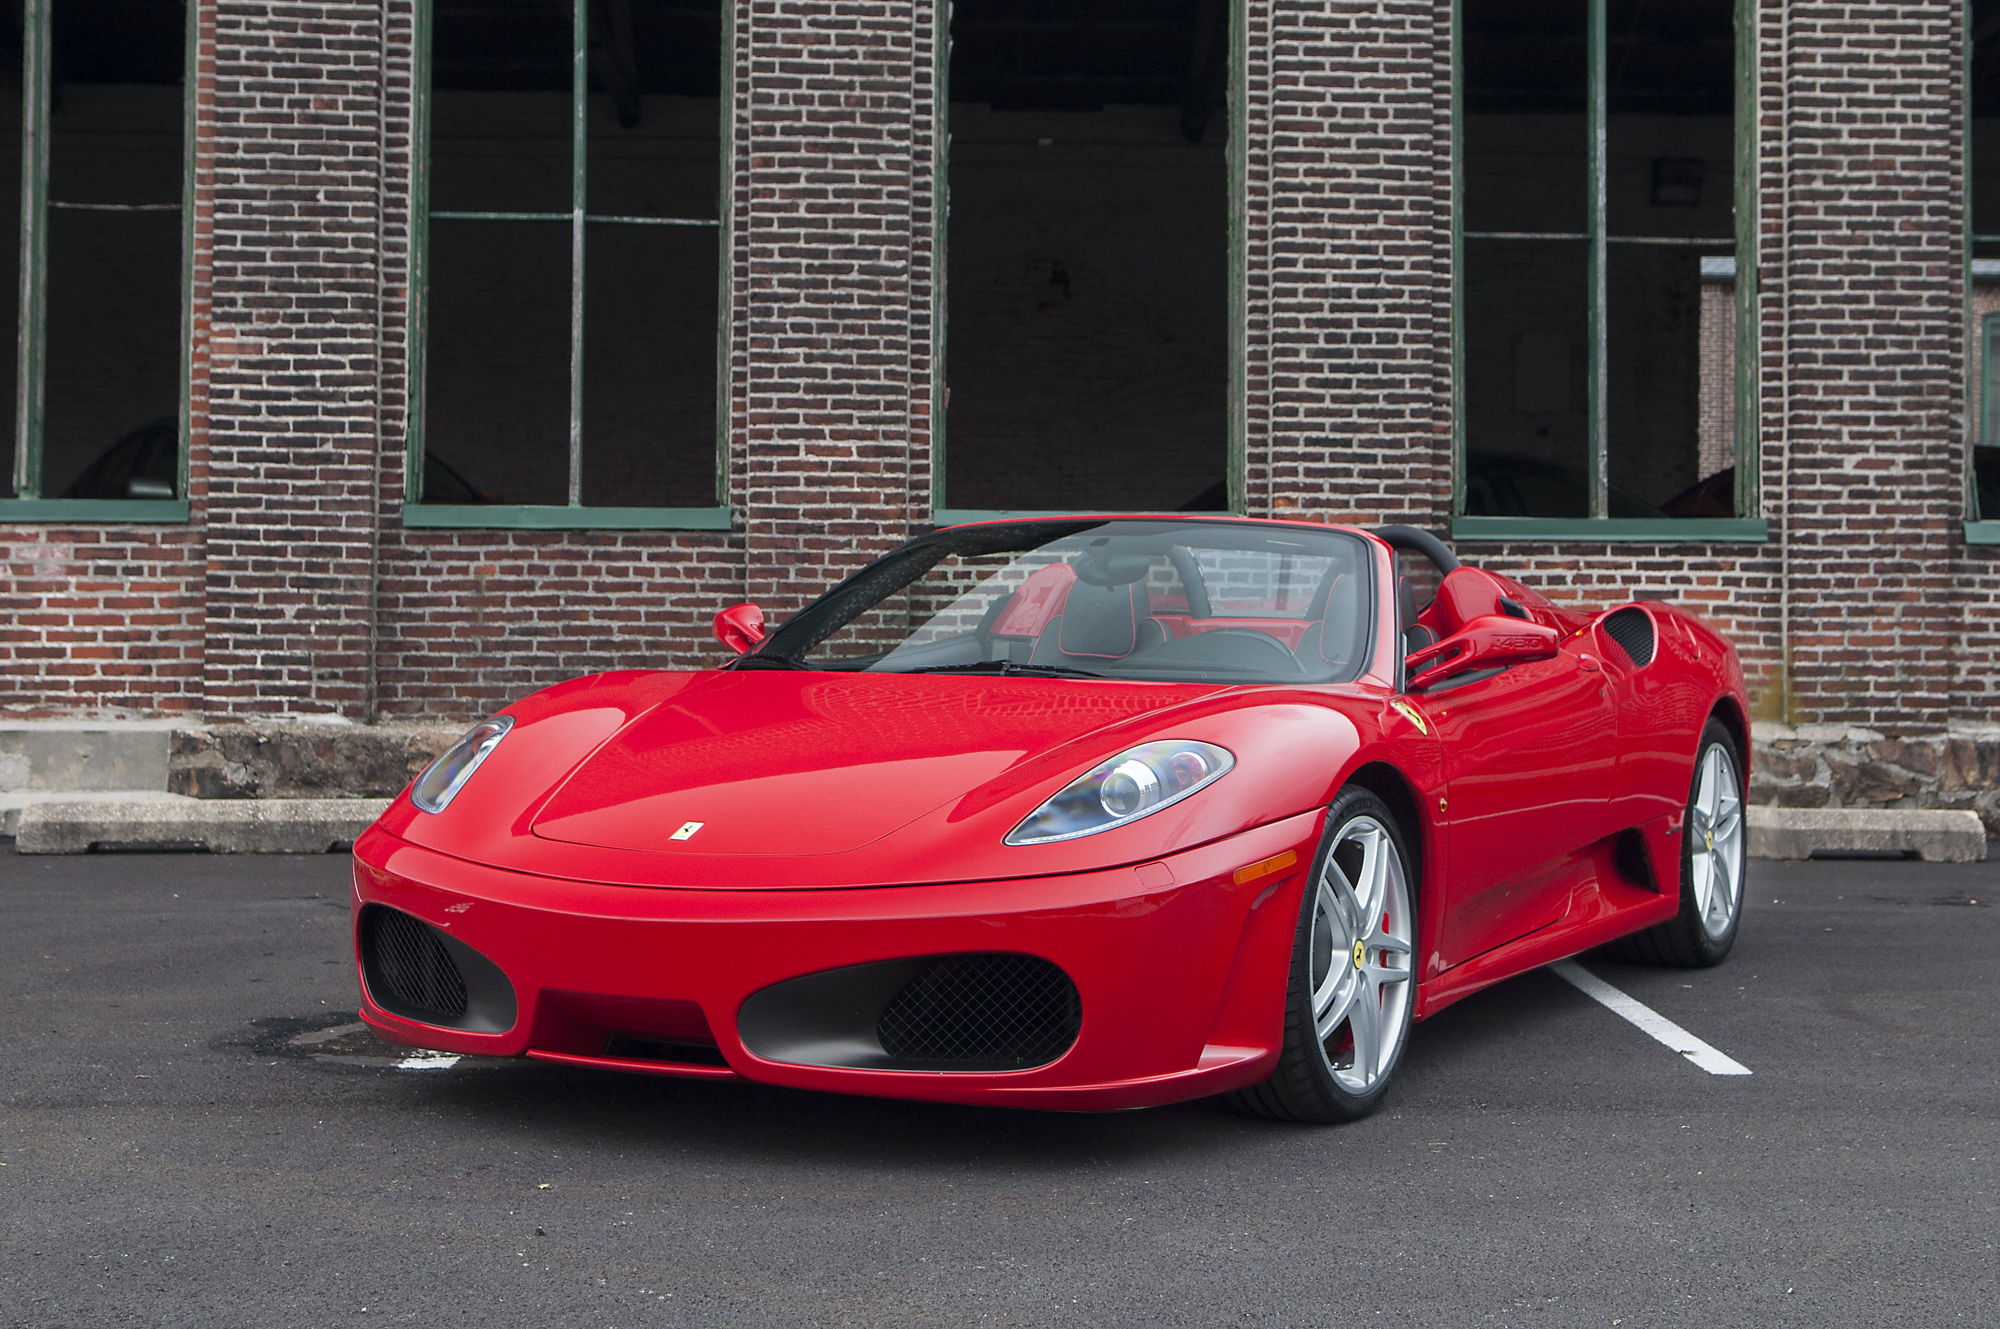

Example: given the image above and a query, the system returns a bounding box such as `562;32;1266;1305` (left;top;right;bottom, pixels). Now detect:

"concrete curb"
1747;807;1988;863
14;797;391;854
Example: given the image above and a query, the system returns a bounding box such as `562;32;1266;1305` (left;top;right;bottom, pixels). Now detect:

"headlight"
1004;740;1234;845
409;716;514;813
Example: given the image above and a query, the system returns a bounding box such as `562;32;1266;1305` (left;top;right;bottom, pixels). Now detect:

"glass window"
754;519;1374;686
413;0;723;514
1972;2;2000;519
1459;0;1746;521
6;0;188;505
940;1;1230;515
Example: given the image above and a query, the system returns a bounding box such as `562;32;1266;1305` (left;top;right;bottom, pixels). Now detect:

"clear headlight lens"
409;716;514;814
1005;740;1234;845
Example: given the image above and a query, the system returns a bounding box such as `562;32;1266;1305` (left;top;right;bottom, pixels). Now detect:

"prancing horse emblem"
671;821;704;841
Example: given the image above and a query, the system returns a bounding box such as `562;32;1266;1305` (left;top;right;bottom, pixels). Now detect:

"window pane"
580;222;717;506
944;0;1227;513
0;15;19;496
423;0;572;505
1972;1;2000;517
1605;0;1734;516
424;221;572;504
1461;0;1589;517
579;0;720;507
40;0;184;501
1462;238;1591;517
429;0;571;214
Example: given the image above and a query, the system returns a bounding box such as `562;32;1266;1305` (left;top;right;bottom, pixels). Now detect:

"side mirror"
713;603;767;655
1405;614;1559;689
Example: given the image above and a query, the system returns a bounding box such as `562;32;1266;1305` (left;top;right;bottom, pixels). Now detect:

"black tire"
1228;787;1417;1124
1602;717;1746;968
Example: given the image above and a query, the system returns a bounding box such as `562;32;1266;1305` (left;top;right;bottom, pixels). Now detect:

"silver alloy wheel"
1308;814;1415;1094
1687;743;1744;940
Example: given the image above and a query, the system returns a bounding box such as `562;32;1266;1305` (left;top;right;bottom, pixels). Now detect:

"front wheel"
1228;788;1416;1123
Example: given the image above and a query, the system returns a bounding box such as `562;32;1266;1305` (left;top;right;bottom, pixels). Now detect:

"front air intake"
1602;607;1656;668
876;954;1081;1068
360;906;468;1021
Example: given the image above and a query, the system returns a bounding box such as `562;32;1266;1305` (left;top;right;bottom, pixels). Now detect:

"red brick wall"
202;0;389;718
1;0;1996;738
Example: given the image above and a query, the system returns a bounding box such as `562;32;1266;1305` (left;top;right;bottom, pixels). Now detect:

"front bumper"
349;810;1321;1111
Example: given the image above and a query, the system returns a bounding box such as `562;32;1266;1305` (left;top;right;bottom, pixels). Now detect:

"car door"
1423;636;1618;968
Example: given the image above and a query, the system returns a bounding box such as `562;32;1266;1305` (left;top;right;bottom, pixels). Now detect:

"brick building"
0;0;1997;825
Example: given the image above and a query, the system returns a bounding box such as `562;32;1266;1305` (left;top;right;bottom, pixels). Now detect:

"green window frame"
403;0;732;532
927;0;1248;527
0;0;194;524
1449;0;1766;544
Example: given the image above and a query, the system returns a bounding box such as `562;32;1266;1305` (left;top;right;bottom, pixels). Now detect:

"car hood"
530;671;1220;856
384;669;1372;889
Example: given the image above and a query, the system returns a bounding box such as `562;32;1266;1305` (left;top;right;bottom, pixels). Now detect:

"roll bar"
1368;525;1461;574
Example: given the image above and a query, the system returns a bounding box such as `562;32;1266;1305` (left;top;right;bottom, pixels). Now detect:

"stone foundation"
168;723;461;801
1751;724;2000;837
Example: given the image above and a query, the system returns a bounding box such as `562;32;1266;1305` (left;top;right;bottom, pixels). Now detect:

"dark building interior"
2;1;185;503
1462;0;1736;519
943;0;1228;513
422;0;721;509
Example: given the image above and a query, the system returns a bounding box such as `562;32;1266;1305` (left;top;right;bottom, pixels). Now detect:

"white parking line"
1550;960;1751;1076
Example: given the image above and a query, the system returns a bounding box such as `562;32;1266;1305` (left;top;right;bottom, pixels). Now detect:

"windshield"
747;519;1376;685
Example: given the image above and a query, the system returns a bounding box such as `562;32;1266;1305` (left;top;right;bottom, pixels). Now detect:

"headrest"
1072;549;1151;587
1058;581;1148;657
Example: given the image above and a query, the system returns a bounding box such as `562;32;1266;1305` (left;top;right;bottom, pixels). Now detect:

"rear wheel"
1604;718;1745;967
1229;788;1416;1123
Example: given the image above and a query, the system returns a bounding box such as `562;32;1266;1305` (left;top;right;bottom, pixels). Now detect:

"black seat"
1294;572;1363;669
1030;578;1161;666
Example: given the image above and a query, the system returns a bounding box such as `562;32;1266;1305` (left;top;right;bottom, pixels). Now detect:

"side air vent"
877;954;1082;1068
358;905;518;1032
361;907;467;1019
1602;606;1656;668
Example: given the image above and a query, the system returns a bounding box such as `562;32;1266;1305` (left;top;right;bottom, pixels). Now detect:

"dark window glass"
1461;0;1738;520
1461;0;1590;518
40;0;184;501
945;0;1228;513
0;13;19;496
421;0;719;509
1972;2;2000;517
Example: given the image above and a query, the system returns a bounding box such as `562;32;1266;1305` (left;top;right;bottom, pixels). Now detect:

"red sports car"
351;517;1748;1122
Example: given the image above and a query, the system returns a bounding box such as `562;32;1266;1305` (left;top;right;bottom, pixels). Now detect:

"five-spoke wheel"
1231;787;1415;1123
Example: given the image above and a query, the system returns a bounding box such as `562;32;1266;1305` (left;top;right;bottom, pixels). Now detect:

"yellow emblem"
1706;830;1714;853
1389;700;1429;735
1352;940;1367;970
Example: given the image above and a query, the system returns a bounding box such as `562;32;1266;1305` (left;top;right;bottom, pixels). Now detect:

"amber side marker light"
1233;850;1299;886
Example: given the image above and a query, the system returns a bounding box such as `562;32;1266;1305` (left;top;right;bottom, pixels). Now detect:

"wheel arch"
1342;761;1426;904
1706;694;1750;777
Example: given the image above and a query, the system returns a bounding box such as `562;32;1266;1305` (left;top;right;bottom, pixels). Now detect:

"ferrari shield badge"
1389;700;1429;735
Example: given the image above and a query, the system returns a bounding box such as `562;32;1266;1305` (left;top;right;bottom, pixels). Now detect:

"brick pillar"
736;0;931;615
1771;2;1963;733
202;2;386;718
1244;0;1451;528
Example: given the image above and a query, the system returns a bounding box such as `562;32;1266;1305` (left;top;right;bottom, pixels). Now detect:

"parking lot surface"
2;846;1995;1327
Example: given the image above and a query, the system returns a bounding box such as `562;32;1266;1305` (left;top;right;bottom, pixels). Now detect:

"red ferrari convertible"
352;517;1748;1122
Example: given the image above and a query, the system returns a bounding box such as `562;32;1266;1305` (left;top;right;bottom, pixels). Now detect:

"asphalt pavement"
2;845;1995;1328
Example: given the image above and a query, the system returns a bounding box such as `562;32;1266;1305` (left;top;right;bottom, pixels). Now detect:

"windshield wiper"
892;660;1109;680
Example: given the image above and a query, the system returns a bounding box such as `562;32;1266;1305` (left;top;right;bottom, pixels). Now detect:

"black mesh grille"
361;907;468;1021
1603;607;1655;668
876;954;1081;1068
